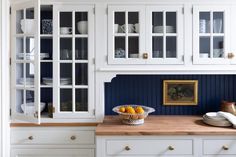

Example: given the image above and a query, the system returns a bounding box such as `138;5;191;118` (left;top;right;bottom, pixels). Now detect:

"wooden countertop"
96;115;236;135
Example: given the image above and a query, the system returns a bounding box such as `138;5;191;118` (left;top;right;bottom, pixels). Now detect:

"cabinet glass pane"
41;62;53;85
60;63;72;85
152;12;163;33
166;37;176;58
128;37;139;58
75;38;88;60
213;12;224;33
75;12;88;34
26;8;34;19
16;63;24;85
199;37;210;58
152;37;163;58
26;37;35;60
213;37;224;58
166;12;176;33
75;89;88;111
41;38;52;60
60;89;72;112
75;63;88;85
16;89;24;113
16;10;24;34
26;90;34;103
60;38;72;60
26;63;34;85
60;12;72;35
199;12;210;33
114;12;125;33
115;37;125;58
16;37;24;60
128;12;139;33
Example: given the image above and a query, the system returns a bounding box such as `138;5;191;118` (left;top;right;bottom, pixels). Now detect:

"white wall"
1;0;10;156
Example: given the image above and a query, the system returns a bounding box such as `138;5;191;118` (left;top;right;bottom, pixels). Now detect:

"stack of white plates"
42;77;52;85
17;53;49;60
203;112;232;127
60;78;72;85
153;26;175;33
18;78;34;85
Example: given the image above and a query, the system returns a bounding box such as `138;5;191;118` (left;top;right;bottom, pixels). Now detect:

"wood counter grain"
96;115;236;135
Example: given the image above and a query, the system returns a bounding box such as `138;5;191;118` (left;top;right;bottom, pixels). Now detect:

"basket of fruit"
112;105;155;125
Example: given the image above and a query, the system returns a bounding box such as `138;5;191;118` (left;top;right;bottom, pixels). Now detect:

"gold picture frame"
163;80;198;105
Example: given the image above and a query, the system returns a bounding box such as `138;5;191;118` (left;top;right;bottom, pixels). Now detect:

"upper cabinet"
193;5;231;65
107;5;184;65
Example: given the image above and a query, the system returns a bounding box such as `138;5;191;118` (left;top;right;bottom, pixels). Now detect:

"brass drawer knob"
228;53;235;59
124;146;131;151
143;53;148;59
70;135;76;140
168;145;175;151
28;136;33;140
222;145;229;150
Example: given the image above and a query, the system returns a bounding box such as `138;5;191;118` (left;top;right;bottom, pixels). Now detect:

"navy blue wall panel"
105;75;236;115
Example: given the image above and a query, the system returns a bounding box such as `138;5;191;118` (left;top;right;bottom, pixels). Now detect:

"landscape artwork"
163;80;198;105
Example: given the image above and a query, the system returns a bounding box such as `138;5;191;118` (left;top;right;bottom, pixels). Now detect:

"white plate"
205;112;226;120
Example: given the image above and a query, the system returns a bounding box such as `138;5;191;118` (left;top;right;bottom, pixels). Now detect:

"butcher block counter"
96;115;236;135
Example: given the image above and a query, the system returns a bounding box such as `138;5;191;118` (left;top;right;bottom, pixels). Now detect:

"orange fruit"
119;106;126;113
135;106;144;114
125;106;135;114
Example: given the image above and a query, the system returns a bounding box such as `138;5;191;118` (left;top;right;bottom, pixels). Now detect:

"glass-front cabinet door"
193;6;230;64
146;6;184;64
53;5;95;118
108;5;146;64
11;0;41;123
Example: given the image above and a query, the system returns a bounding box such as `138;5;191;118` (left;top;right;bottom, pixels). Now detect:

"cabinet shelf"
40;34;53;38
152;33;177;36
40;85;53;88
59;34;88;38
40;60;52;62
114;33;139;37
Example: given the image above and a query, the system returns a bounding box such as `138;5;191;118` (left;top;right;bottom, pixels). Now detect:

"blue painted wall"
105;75;236;115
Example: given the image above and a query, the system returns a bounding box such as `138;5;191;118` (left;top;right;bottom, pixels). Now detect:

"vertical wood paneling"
105;75;236;115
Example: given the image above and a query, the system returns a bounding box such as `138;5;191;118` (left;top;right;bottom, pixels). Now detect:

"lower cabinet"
97;136;236;157
11;127;95;157
11;148;94;157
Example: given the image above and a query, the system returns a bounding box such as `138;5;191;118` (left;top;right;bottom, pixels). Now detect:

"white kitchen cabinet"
193;5;231;65
108;5;184;65
97;135;236;157
11;148;94;157
11;127;95;157
10;1;96;123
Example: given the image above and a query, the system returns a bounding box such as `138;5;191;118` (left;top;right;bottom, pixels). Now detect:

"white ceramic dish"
203;115;232;127
205;112;227;120
20;19;35;34
18;78;34;85
21;102;46;115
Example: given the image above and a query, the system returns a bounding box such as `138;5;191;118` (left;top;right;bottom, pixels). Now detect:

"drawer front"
203;139;236;155
106;139;193;155
11;128;95;145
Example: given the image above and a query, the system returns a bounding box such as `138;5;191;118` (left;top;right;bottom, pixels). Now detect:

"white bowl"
21;102;46;115
20;19;35;34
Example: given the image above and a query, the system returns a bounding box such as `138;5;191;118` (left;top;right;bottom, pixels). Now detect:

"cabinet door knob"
143;53;148;59
28;136;33;140
124;146;131;151
222;145;229;150
168;145;175;151
228;53;235;59
70;135;76;140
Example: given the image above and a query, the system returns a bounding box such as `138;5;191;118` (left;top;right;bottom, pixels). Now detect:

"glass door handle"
228;53;235;59
142;53;148;59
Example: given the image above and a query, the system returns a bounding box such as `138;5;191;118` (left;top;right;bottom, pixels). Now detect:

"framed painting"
163;80;198;105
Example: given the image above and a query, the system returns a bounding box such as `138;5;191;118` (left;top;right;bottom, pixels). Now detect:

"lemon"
125;106;135;114
119;106;126;113
135;106;145;114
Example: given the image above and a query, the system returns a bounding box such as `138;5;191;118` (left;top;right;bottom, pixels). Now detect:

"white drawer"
106;139;193;155
203;139;236;155
11;127;95;145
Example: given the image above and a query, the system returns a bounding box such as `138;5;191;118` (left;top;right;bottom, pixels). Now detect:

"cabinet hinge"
93;109;95;115
10;109;11;116
93;7;95;14
191;55;193;61
9;58;11;65
106;55;108;62
9;7;11;15
106;8;108;14
182;7;184;14
53;106;55;113
182;55;184;61
191;7;193;14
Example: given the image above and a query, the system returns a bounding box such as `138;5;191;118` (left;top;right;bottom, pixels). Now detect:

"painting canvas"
163;80;198;105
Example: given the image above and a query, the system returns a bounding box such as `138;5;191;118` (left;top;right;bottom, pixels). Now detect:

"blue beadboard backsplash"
105;75;236;115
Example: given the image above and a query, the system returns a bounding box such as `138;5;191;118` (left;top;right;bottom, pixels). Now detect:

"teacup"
77;21;88;34
114;24;119;33
200;53;209;58
60;27;72;34
120;24;134;33
134;23;139;33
